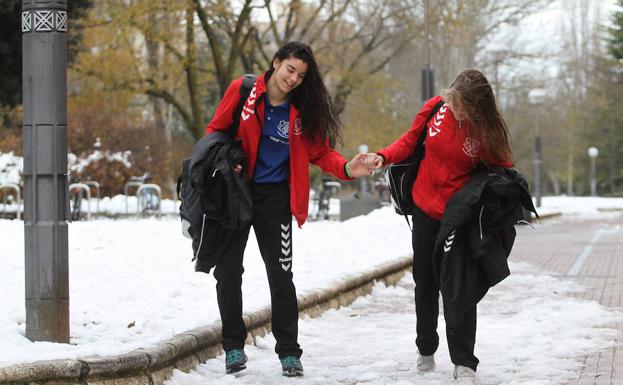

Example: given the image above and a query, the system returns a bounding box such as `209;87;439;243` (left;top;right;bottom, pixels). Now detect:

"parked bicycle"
68;177;89;221
131;173;161;215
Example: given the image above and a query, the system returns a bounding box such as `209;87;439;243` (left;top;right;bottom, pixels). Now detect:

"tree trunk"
186;0;204;140
333;79;352;116
548;170;561;196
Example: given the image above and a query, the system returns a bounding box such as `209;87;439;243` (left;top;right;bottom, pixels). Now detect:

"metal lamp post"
358;144;369;192
534;134;542;207
421;0;434;102
588;146;599;197
22;0;70;342
529;89;545;208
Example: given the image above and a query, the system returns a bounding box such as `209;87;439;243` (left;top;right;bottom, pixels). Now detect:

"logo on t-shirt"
277;120;289;139
293;118;303;136
462;137;480;158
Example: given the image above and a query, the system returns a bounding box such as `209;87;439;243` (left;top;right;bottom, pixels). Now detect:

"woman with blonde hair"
367;68;514;384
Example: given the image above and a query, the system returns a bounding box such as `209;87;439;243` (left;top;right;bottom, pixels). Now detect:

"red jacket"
206;73;351;227
378;96;512;221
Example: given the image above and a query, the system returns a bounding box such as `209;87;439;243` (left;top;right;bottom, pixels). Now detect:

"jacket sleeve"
307;138;351;180
376;95;443;165
205;77;244;134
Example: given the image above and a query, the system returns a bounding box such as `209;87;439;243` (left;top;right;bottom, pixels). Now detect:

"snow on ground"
79;194;180;216
0;207;412;366
0;152;22;186
166;265;620;385
1;197;622;370
537;196;623;217
1;193;336;218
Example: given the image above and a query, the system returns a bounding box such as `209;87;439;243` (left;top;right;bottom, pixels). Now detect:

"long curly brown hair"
443;68;512;164
265;41;343;146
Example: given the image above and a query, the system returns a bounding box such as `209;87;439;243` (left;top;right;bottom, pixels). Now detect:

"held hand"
362;153;384;170
347;153;376;177
234;164;243;174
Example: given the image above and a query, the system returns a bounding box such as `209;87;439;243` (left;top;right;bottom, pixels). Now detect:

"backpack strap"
229;74;257;140
404;99;445;230
176;158;190;201
176;175;182;200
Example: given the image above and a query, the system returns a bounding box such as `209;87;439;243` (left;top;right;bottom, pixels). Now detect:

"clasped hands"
346;153;385;178
232;152;385;177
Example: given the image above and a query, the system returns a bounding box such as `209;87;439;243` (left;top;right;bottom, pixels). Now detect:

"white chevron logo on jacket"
429;104;447;137
241;86;258;121
444;229;456;252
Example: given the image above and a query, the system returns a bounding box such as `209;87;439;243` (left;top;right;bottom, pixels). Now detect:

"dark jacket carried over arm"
182;131;253;274
432;167;537;328
189;131;252;230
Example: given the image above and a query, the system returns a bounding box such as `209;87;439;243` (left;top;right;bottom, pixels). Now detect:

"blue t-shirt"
253;96;291;183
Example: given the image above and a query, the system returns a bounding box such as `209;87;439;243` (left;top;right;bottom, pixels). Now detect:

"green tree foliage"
0;0;22;108
609;0;623;60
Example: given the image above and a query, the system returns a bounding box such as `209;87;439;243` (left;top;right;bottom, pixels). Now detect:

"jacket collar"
253;71;269;96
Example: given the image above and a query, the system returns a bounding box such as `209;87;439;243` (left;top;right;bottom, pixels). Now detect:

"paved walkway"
512;213;623;385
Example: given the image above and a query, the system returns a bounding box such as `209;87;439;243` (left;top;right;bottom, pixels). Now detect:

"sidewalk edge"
0;256;412;385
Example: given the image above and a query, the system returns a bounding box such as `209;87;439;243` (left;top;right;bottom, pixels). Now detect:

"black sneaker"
280;355;304;377
225;349;247;374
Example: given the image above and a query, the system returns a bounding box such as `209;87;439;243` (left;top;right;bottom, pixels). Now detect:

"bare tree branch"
194;0;227;93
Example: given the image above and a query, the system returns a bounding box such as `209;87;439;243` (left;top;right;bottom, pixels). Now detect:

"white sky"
486;0;621;95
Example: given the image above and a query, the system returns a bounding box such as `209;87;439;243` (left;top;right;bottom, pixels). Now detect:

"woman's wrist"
376;153;385;166
344;161;353;178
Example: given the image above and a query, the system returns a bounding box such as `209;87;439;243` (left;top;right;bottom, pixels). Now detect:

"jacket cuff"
376;152;387;166
343;161;354;180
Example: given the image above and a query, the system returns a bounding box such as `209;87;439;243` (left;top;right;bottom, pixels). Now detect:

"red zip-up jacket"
206;73;351;227
378;96;512;221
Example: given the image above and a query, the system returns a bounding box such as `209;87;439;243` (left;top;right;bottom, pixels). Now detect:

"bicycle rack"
136;184;162;215
0;183;21;220
124;181;143;214
83;181;101;215
68;183;92;221
316;181;341;220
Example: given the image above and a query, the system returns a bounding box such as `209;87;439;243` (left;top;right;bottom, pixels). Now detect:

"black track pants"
213;181;302;358
412;205;478;371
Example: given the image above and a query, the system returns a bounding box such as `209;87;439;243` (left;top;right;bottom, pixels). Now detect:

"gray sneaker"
453;365;476;384
416;353;435;372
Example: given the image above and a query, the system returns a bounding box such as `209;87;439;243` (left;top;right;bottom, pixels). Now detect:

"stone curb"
0;256;412;385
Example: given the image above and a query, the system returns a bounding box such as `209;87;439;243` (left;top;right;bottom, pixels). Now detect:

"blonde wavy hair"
442;68;512;164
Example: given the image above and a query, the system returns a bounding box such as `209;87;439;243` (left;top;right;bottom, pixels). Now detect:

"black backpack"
177;74;257;260
385;100;444;227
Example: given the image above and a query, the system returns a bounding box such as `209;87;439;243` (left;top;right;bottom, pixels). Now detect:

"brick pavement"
511;213;623;385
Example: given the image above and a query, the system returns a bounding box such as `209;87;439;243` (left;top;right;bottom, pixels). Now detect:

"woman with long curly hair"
204;41;372;377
